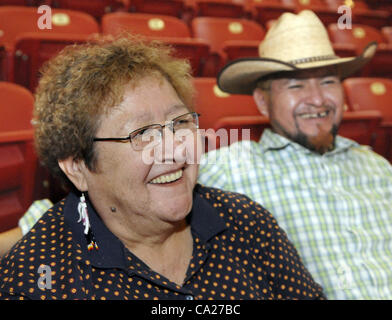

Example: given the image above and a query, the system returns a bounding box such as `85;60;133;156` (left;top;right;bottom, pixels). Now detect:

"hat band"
288;54;338;65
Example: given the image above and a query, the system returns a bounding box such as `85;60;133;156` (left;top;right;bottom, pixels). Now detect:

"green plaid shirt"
18;199;52;236
198;129;392;299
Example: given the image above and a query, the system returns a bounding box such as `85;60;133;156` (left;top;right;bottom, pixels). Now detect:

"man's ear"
58;157;89;192
253;88;270;118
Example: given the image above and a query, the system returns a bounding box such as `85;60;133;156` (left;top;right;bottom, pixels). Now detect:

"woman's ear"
58;157;89;192
253;88;270;118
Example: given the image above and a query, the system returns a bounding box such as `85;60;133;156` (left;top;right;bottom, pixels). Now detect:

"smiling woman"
0;36;325;300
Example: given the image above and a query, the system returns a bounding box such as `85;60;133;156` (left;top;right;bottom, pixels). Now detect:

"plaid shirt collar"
258;128;360;156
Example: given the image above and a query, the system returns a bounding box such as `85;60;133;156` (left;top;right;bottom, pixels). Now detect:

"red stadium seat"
102;13;209;77
368;0;392;13
214;115;270;144
0;46;7;82
328;23;392;78
0;82;36;232
13;33;91;92
188;0;246;18
328;23;379;62
339;109;382;147
192;16;264;59
0;6;99;51
328;23;385;52
0;82;34;132
349;0;390;29
325;0;390;29
193;77;261;149
191;16;264;51
102;12;191;37
223;39;260;60
131;0;186;18
382;26;392;44
331;42;356;59
246;0;295;27
163;37;210;77
192;17;265;75
343;77;392;160
0;6;99;83
283;0;326;8
50;0;129;20
0;0;41;5
0;6;99;89
281;0;341;26
193;77;259;129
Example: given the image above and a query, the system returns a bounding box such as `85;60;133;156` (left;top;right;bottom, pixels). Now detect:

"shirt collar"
258;128;359;156
63;185;227;270
258;128;292;151
188;184;227;243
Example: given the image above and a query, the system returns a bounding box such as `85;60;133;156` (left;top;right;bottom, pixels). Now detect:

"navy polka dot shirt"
0;185;325;300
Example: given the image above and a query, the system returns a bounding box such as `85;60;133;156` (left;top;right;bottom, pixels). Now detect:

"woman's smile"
149;168;183;184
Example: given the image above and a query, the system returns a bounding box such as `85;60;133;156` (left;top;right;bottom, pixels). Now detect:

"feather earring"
78;193;98;251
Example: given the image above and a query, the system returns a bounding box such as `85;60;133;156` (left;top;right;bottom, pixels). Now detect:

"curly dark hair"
33;35;194;186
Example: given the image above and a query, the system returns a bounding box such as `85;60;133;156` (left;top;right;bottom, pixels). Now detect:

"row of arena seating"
1;6;392;92
1;77;392;231
1;0;392;28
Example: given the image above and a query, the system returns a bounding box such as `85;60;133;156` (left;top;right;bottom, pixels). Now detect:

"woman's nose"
155;126;187;164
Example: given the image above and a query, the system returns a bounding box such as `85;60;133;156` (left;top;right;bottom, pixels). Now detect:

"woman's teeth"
149;169;183;184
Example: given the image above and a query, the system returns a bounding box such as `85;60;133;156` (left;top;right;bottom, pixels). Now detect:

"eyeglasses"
93;112;200;151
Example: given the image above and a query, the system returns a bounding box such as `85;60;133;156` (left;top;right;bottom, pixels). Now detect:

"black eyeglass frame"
93;112;200;149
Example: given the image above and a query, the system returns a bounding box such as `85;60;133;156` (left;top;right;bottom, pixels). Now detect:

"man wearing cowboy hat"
198;10;392;299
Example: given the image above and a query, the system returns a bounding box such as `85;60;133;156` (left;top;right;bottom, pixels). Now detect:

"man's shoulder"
335;136;392;165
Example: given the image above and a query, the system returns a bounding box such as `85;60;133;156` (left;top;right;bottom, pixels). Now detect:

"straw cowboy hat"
217;10;377;95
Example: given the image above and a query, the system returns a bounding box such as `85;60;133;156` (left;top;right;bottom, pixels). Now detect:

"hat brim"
217;42;378;95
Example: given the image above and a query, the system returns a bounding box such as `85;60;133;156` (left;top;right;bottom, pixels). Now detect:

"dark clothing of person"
0;185;324;300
